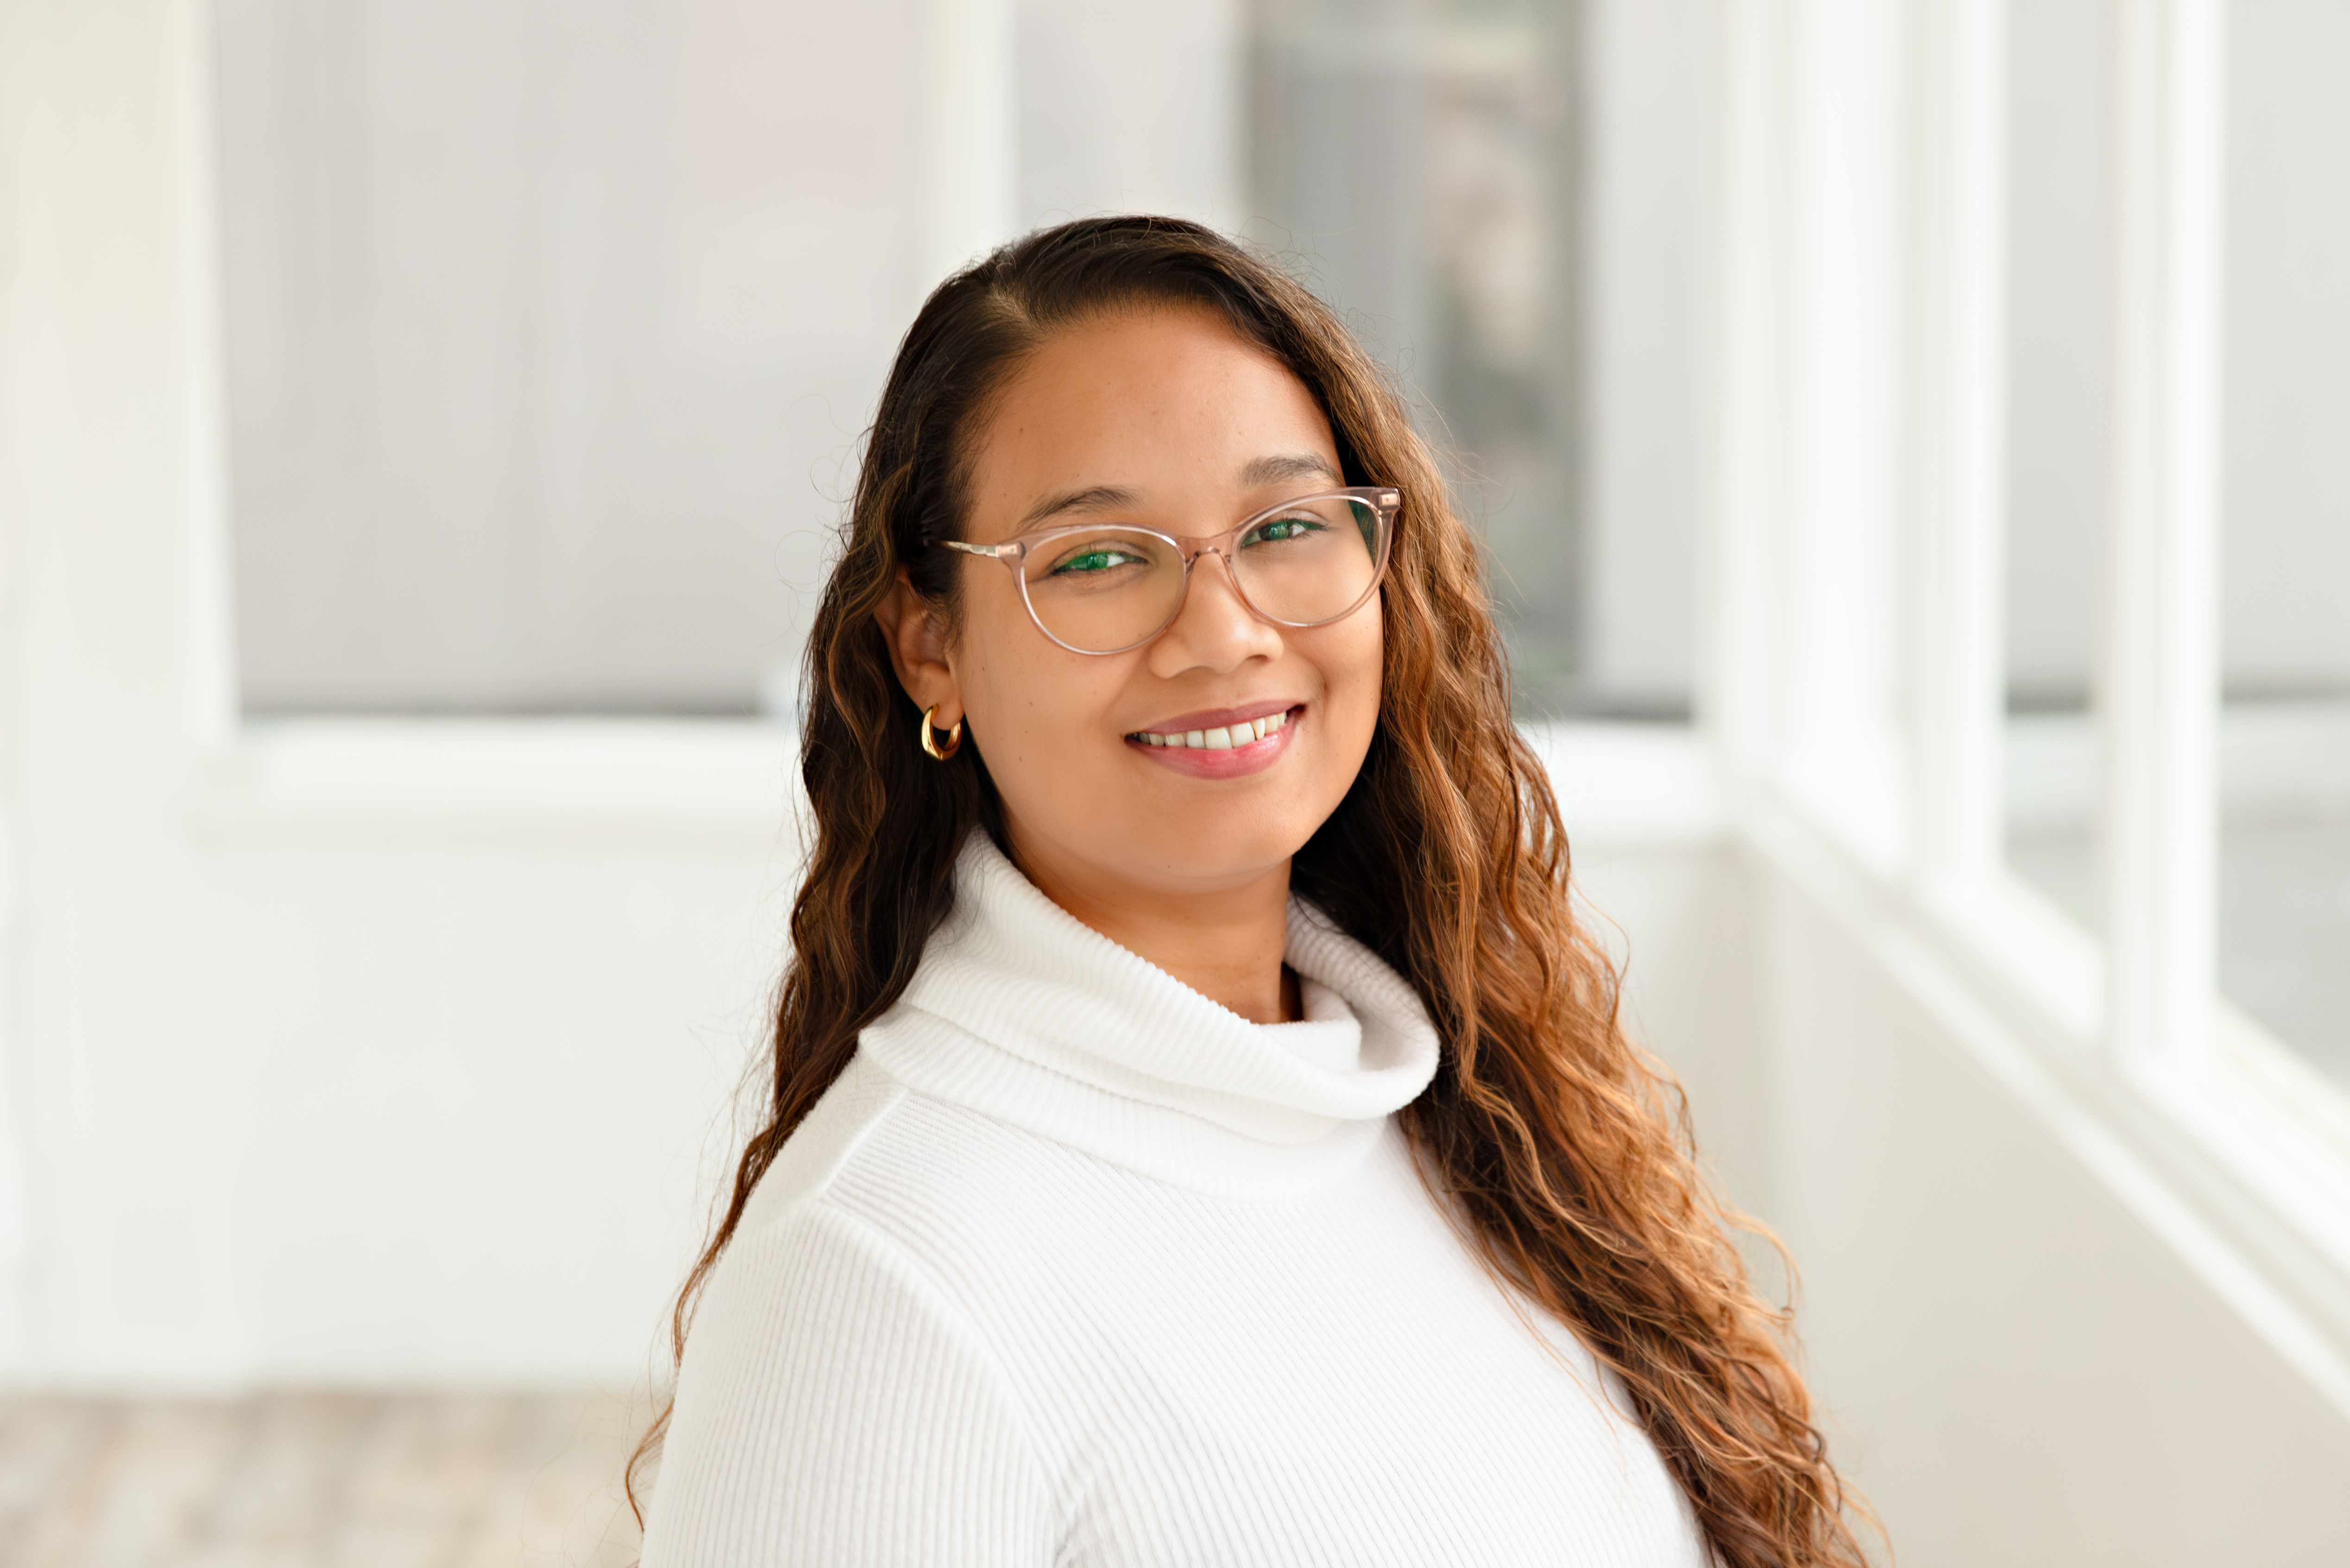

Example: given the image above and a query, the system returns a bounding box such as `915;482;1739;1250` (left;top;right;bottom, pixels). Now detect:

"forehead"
969;306;1339;491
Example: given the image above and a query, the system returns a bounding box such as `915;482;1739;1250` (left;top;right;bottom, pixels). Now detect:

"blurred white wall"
219;0;928;714
1580;0;1711;709
2007;0;2350;702
2223;0;2350;695
0;6;799;1366
1017;0;1242;229
2003;0;2111;703
1754;842;2350;1564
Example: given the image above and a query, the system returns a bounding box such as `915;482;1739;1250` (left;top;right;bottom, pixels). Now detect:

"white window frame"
0;0;1023;1383
183;0;1023;836
1714;0;2350;1411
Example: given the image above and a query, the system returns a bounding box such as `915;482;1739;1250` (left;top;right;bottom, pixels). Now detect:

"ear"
873;565;964;727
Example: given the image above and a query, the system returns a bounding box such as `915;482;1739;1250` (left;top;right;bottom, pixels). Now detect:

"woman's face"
894;305;1384;907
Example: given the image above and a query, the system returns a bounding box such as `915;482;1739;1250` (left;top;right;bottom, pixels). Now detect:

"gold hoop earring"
920;704;963;761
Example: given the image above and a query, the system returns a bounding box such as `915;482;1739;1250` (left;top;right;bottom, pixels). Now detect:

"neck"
1002;824;1301;1024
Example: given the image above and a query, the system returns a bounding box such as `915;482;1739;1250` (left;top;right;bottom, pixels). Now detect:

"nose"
1147;549;1283;676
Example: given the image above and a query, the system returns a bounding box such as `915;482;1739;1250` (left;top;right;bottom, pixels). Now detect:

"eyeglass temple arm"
939;540;1020;561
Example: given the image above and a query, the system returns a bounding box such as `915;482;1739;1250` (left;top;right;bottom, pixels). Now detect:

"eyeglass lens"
1019;496;1384;654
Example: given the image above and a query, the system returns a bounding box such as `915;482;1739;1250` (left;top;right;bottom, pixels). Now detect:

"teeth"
1134;710;1292;749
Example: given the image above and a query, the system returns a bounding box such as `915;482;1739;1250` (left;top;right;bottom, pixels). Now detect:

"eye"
1242;514;1328;547
1049;546;1148;575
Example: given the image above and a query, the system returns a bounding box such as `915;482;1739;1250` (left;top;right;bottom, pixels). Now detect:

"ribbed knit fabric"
642;835;1711;1566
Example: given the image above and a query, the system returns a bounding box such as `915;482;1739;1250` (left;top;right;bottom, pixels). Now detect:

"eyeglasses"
937;486;1400;656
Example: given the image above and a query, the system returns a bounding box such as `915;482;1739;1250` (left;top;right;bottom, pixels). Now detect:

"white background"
5;2;2350;1563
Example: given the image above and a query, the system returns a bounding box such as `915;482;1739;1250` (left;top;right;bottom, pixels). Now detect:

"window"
2216;0;2350;1092
1720;0;2350;1318
2002;0;2350;1105
1998;0;2350;1096
1247;0;1706;719
2001;0;2108;933
214;0;924;715
218;0;1707;730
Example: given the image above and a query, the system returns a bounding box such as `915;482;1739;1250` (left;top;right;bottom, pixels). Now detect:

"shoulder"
676;1046;1112;1395
730;1048;1106;1257
674;1044;1158;1441
674;1052;1026;1394
728;1051;907;1234
644;1064;1058;1562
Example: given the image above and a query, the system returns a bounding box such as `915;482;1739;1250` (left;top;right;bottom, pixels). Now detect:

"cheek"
951;581;1046;710
955;608;1125;760
1328;602;1385;719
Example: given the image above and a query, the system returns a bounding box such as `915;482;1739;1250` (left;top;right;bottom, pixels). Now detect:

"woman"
636;216;1870;1566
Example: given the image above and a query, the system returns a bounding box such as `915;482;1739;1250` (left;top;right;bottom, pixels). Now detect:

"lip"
1125;702;1303;780
1128;700;1298;737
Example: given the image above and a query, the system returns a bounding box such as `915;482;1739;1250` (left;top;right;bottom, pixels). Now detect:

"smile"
1129;709;1291;750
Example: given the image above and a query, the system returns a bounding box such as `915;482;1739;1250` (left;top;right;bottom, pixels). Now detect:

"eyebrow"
1238;452;1343;488
1013;453;1343;535
1016;484;1141;531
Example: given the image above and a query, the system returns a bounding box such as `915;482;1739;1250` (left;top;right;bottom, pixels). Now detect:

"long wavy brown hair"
632;215;1874;1567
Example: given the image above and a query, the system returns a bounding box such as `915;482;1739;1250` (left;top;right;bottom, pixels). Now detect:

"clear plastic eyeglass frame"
935;486;1402;656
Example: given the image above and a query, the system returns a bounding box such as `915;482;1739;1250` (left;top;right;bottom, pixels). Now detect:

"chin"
1137;824;1320;886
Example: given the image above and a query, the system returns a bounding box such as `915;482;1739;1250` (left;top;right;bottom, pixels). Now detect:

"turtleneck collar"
857;833;1442;1198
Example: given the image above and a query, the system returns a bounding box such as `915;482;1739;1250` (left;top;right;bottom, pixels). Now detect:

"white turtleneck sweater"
642;836;1710;1566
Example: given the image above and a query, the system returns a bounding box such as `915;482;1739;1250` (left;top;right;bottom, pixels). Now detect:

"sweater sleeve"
640;1199;1057;1567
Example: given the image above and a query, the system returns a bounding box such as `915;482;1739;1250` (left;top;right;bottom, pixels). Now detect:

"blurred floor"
0;1392;649;1568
